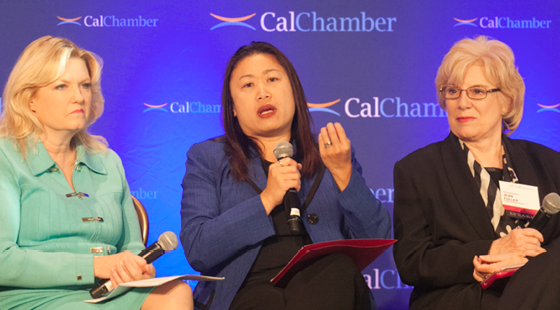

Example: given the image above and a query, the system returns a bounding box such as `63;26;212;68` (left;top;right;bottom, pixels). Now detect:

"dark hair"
220;41;321;182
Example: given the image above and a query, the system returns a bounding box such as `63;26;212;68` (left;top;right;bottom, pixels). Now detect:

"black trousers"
496;236;560;310
229;253;373;310
410;235;560;310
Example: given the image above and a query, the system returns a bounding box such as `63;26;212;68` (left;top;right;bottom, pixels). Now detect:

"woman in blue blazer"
180;42;391;310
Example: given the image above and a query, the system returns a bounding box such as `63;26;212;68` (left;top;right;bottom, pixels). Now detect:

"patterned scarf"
459;139;528;237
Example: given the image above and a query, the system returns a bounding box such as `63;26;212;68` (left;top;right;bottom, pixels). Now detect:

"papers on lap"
271;239;396;288
84;275;224;303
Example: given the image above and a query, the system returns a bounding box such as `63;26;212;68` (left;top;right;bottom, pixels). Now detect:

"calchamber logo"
537;103;560;113
210;13;256;30
143;103;168;113
308;100;341;116
57;15;159;27
454;18;477;27
142;96;446;119
454;16;552;29
344;97;446;118
131;188;159;200
143;102;221;114
211;11;397;32
57;16;82;26
363;267;411;290
306;97;447;119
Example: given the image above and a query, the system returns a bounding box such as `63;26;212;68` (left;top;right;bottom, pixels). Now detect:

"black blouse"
239;160;313;287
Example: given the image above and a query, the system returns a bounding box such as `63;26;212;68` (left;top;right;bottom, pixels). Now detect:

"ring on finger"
279;159;284;167
324;141;332;149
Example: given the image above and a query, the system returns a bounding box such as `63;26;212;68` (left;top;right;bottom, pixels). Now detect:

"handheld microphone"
273;141;303;235
90;231;178;299
529;193;560;231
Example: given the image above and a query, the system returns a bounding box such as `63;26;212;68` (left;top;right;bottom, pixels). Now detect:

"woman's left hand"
109;258;156;288
318;122;353;191
472;253;527;283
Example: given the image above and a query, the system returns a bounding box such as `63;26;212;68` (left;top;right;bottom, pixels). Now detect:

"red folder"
271;239;396;287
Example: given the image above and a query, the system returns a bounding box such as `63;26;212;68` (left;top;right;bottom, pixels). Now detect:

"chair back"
131;196;149;246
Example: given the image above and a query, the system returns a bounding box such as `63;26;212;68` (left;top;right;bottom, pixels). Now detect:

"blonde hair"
435;36;525;135
0;36;107;157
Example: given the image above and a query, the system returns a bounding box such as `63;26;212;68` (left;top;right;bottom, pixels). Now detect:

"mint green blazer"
0;137;152;309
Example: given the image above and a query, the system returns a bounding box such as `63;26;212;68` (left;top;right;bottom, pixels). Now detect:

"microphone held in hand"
89;231;179;299
273;141;294;160
529;193;560;231
274;141;303;235
284;188;302;234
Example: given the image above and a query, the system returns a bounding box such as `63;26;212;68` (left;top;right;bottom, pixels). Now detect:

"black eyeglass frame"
439;86;501;100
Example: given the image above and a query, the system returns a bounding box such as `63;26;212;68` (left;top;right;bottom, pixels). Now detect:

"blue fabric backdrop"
1;1;558;308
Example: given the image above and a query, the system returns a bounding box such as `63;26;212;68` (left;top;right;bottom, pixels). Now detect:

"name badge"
499;181;540;219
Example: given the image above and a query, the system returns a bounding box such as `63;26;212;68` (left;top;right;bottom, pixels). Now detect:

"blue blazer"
180;137;391;310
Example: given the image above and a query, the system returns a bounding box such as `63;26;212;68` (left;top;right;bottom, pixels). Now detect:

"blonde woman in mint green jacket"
0;36;193;310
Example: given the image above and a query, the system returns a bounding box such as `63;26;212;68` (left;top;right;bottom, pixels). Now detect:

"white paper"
84;274;224;303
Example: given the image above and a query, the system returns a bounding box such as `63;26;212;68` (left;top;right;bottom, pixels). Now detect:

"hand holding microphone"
273;142;303;234
92;251;155;285
90;231;178;298
474;194;560;283
489;193;560;257
260;145;301;216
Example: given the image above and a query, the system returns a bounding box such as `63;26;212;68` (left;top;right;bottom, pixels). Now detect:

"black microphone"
529;193;560;231
90;231;179;298
273;141;303;235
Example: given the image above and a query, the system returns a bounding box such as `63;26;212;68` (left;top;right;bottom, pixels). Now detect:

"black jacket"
393;133;560;310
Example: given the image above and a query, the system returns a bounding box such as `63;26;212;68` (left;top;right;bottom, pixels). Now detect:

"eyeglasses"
440;86;501;100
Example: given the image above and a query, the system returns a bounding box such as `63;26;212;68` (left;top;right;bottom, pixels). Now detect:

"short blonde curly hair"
435;36;525;135
0;36;107;157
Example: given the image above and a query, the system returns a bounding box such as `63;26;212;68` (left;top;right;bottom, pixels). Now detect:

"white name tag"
499;181;540;219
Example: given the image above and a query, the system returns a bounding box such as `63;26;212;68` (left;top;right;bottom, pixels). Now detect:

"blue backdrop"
1;1;559;308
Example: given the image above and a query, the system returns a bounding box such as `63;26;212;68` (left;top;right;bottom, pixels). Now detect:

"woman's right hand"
93;251;155;287
260;157;302;215
472;253;528;283
488;228;546;257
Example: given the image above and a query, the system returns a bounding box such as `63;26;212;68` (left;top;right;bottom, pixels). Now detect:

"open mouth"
257;104;277;117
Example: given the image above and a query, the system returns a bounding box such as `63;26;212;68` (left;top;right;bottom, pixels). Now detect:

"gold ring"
324;141;332;149
279;159;284;167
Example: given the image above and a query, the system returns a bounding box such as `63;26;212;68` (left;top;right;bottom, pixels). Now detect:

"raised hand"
318;122;352;191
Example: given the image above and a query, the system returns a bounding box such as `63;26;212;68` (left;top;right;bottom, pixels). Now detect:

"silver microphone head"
273;141;293;160
158;231;179;252
542;193;560;215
